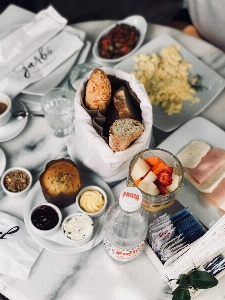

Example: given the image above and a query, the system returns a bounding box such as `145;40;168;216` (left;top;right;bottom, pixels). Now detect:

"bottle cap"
119;187;142;212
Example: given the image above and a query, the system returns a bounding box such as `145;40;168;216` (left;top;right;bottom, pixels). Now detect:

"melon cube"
131;157;151;181
166;173;180;192
142;171;157;183
138;181;159;195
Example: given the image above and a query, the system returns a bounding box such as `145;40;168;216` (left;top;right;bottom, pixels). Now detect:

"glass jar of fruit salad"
127;148;184;212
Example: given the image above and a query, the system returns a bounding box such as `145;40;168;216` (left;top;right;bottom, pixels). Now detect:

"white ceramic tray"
144;116;225;298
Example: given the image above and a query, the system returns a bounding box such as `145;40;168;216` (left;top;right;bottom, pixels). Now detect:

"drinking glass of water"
41;88;75;137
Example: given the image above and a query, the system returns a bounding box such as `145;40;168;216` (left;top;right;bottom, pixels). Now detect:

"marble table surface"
1;5;225;300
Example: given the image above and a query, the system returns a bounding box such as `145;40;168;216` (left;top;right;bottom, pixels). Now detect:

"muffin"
39;158;82;208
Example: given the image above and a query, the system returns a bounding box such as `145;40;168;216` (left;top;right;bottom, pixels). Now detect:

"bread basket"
67;67;153;183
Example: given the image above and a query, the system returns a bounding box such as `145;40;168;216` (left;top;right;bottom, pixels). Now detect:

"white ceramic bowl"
62;212;94;246
92;15;147;63
1;167;32;198
29;203;62;237
76;185;107;217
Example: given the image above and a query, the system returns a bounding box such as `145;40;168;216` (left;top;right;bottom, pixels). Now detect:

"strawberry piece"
157;170;173;186
155;181;169;195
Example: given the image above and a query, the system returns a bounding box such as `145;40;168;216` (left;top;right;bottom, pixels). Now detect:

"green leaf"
176;274;189;287
186;270;218;289
172;286;191;300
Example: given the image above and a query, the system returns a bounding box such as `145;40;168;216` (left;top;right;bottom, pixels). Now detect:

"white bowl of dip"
62;212;94;246
1;167;32;198
76;185;107;217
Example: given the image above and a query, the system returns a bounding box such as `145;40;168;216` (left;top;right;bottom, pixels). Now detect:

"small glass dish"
76;185;107;217
1;167;32;198
127;148;184;212
29;203;62;237
62;212;94;246
67;62;101;94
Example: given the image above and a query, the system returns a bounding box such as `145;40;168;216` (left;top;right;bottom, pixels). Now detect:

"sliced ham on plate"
219;209;225;215
185;148;225;184
201;178;225;207
184;163;225;193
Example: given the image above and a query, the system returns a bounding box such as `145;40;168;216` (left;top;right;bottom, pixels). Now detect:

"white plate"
0;148;6;177
114;34;225;132
24;170;115;254
0;99;28;142
158;116;223;229
92;15;147;64
0;25;86;96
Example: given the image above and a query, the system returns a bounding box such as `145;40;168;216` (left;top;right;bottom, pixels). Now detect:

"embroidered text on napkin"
0;28;84;98
0;211;42;280
0;6;67;81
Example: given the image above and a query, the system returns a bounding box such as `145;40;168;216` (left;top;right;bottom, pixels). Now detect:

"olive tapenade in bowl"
1;167;32;198
92;15;147;63
29;202;62;237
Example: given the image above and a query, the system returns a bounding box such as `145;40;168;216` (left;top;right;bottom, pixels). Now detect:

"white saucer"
0;99;28;142
0;148;6;177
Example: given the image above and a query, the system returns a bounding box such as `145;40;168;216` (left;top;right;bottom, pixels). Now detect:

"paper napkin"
0;212;43;281
0;6;67;81
0;26;84;99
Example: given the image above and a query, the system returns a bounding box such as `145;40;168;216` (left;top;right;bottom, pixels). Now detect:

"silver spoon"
13;110;44;119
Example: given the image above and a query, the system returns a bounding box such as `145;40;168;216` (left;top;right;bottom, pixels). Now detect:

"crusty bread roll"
85;69;111;113
109;118;144;152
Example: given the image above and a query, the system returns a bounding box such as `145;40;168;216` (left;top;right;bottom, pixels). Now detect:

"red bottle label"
103;235;144;262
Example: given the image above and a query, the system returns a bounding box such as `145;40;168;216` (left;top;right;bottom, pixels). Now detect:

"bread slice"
113;86;141;120
109;118;144;152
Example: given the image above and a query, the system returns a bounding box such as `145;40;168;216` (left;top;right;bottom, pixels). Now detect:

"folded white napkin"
0;6;67;81
0;212;43;281
0;5;84;99
0;27;84;99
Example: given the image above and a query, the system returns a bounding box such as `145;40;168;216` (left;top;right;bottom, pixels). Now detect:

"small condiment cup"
62;212;94;246
1;167;33;198
76;185;107;217
0;93;12;126
29;203;62;237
